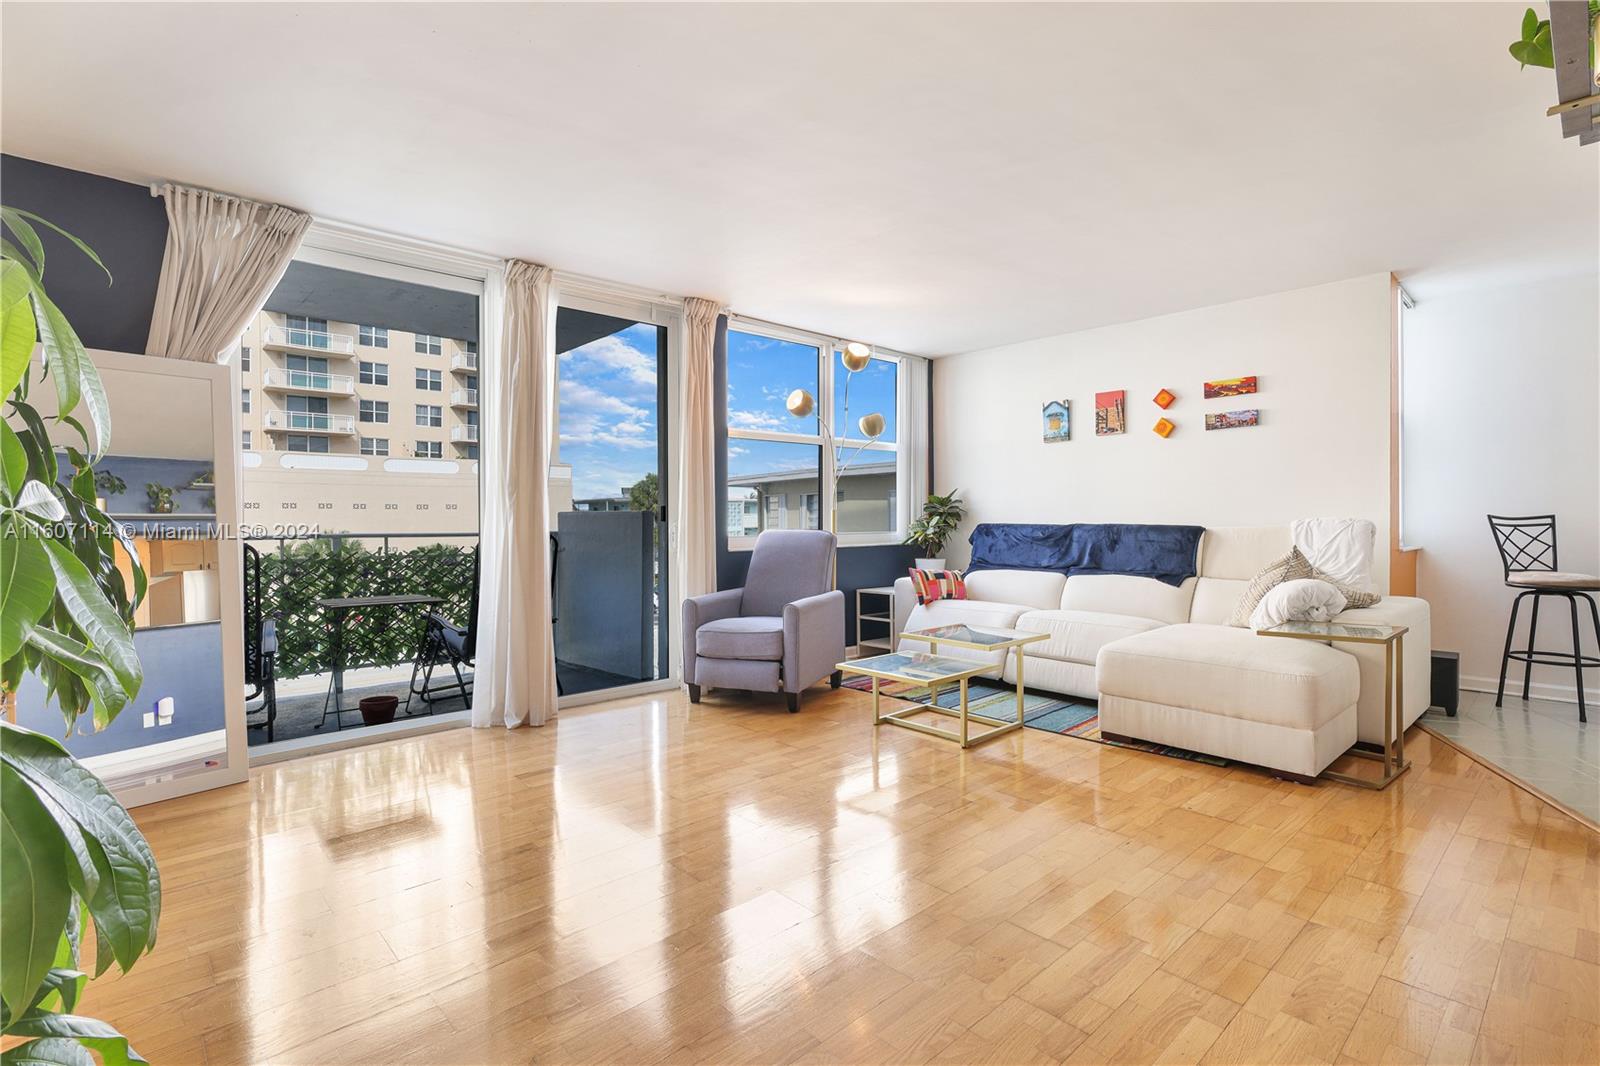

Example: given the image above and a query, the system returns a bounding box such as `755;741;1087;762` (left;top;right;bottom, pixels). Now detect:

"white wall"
933;274;1393;586
1403;272;1599;703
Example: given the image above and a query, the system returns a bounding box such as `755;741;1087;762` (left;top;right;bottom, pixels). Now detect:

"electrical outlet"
156;696;175;726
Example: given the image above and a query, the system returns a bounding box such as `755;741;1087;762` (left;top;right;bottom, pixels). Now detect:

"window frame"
414;333;443;356
359;324;389;349
415;403;442;428
359;360;388;386
415;440;443;459
415;367;442;391
724;317;904;551
359;399;389;424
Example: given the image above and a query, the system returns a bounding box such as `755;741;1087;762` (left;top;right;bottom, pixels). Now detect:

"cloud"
561;378;650;421
728;409;787;431
561;335;656;389
559;408;657;449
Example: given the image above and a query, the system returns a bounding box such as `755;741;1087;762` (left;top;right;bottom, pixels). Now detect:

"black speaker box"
1431;650;1460;718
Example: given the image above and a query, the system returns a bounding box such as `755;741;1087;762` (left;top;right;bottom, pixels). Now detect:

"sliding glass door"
551;298;671;697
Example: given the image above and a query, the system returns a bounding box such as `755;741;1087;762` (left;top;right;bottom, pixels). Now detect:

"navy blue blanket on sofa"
965;523;1205;587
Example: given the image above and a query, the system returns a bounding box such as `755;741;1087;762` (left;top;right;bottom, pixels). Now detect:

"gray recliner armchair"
682;529;845;712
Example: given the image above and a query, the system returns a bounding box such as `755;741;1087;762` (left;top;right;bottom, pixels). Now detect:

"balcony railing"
262;368;356;396
450;388;478;408
263;410;357;435
245;532;477;682
451;425;479;443
450;352;478;373
262;324;357;357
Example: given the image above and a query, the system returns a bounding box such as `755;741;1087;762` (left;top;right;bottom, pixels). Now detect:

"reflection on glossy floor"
100;686;1598;1065
1422;689;1597;828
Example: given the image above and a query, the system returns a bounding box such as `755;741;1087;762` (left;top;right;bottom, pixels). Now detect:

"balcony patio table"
316;594;445;730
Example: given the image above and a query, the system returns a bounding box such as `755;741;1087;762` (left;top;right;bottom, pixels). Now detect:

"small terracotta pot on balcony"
359;695;399;726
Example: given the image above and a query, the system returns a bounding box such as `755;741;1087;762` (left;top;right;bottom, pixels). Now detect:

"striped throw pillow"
1228;548;1316;627
909;568;966;606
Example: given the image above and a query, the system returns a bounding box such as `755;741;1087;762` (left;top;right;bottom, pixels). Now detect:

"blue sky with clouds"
558;324;897;502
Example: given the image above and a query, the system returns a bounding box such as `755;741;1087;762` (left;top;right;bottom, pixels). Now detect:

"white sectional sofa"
890;525;1430;779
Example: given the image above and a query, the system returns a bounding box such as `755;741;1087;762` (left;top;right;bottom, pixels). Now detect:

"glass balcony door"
552;298;671;697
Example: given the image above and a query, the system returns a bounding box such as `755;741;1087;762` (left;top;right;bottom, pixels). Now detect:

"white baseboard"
1460;673;1598;707
82;729;228;790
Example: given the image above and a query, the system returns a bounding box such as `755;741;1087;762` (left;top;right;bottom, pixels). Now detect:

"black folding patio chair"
405;547;479;713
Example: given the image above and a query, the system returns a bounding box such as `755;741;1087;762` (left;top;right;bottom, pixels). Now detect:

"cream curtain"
145;183;310;362
677;297;722;601
473;260;558;729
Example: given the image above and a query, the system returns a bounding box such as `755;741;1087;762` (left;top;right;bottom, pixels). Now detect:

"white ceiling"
3;2;1595;355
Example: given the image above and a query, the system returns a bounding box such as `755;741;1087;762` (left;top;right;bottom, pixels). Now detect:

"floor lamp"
785;342;885;588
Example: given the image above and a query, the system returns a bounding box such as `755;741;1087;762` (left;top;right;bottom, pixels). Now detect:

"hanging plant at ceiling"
1509;3;1599;74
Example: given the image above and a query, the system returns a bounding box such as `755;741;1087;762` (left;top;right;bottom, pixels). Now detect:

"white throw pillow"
1292;518;1377;593
1249;578;1348;631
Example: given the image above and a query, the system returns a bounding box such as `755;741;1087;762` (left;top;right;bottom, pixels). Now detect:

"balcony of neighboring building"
261;323;357;358
450;351;478;374
262;367;356;398
262;409;358;436
450;424;479;444
450;387;478;410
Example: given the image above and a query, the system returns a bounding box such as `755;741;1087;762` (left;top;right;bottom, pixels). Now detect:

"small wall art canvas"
1203;375;1257;398
1153;388;1176;409
1204;408;1259;431
1153;417;1176;438
1042;399;1070;442
1094;390;1126;436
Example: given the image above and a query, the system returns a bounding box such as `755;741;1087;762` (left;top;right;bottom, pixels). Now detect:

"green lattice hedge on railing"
251;536;476;680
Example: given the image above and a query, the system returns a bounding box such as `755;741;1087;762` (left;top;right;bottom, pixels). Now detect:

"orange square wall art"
1153;388;1176;409
1153;417;1176;438
1203;376;1257;399
1094;390;1126;435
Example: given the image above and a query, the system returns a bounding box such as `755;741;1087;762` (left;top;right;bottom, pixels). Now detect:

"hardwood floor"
95;686;1598;1065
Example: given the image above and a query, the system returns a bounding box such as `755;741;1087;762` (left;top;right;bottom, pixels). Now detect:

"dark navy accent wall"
15;623;226;759
713;315;924;636
0;155;168;353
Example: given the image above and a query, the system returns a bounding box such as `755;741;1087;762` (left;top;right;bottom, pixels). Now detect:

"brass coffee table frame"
842;628;1048;749
1258;621;1410;789
900;626;1049;732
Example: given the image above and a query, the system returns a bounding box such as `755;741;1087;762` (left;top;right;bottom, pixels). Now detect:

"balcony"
451;424;479;444
262;324;357;358
450;352;478;373
262;368;356;397
263;410;357;436
450;388;478;409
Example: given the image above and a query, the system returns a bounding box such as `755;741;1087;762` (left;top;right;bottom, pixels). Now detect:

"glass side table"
1257;620;1410;789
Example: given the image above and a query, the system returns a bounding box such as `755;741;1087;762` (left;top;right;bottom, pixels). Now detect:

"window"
360;437;389;456
463;340;477;355
359;325;389;348
415;333;442;355
415;368;442;391
724;325;902;542
415;404;442;427
240;346;251;371
241;388;251;413
285;315;329;347
241;430;252;451
286;434;330;454
359;400;389;424
359;361;388;385
462;445;478;460
415;440;443;459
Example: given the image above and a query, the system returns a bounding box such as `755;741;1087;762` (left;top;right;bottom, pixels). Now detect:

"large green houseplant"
905;489;965;569
2;207;159;1065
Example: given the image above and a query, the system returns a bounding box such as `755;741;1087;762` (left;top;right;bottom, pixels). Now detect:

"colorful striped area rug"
843;675;1227;767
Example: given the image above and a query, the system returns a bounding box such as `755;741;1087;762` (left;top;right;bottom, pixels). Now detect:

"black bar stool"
1488;514;1599;723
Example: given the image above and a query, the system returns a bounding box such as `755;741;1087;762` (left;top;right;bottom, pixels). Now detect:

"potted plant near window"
2;207;159;1064
906;489;965;570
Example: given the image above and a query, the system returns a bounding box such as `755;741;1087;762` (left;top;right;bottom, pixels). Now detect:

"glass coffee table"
841;625;1047;748
1257;620;1410;789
